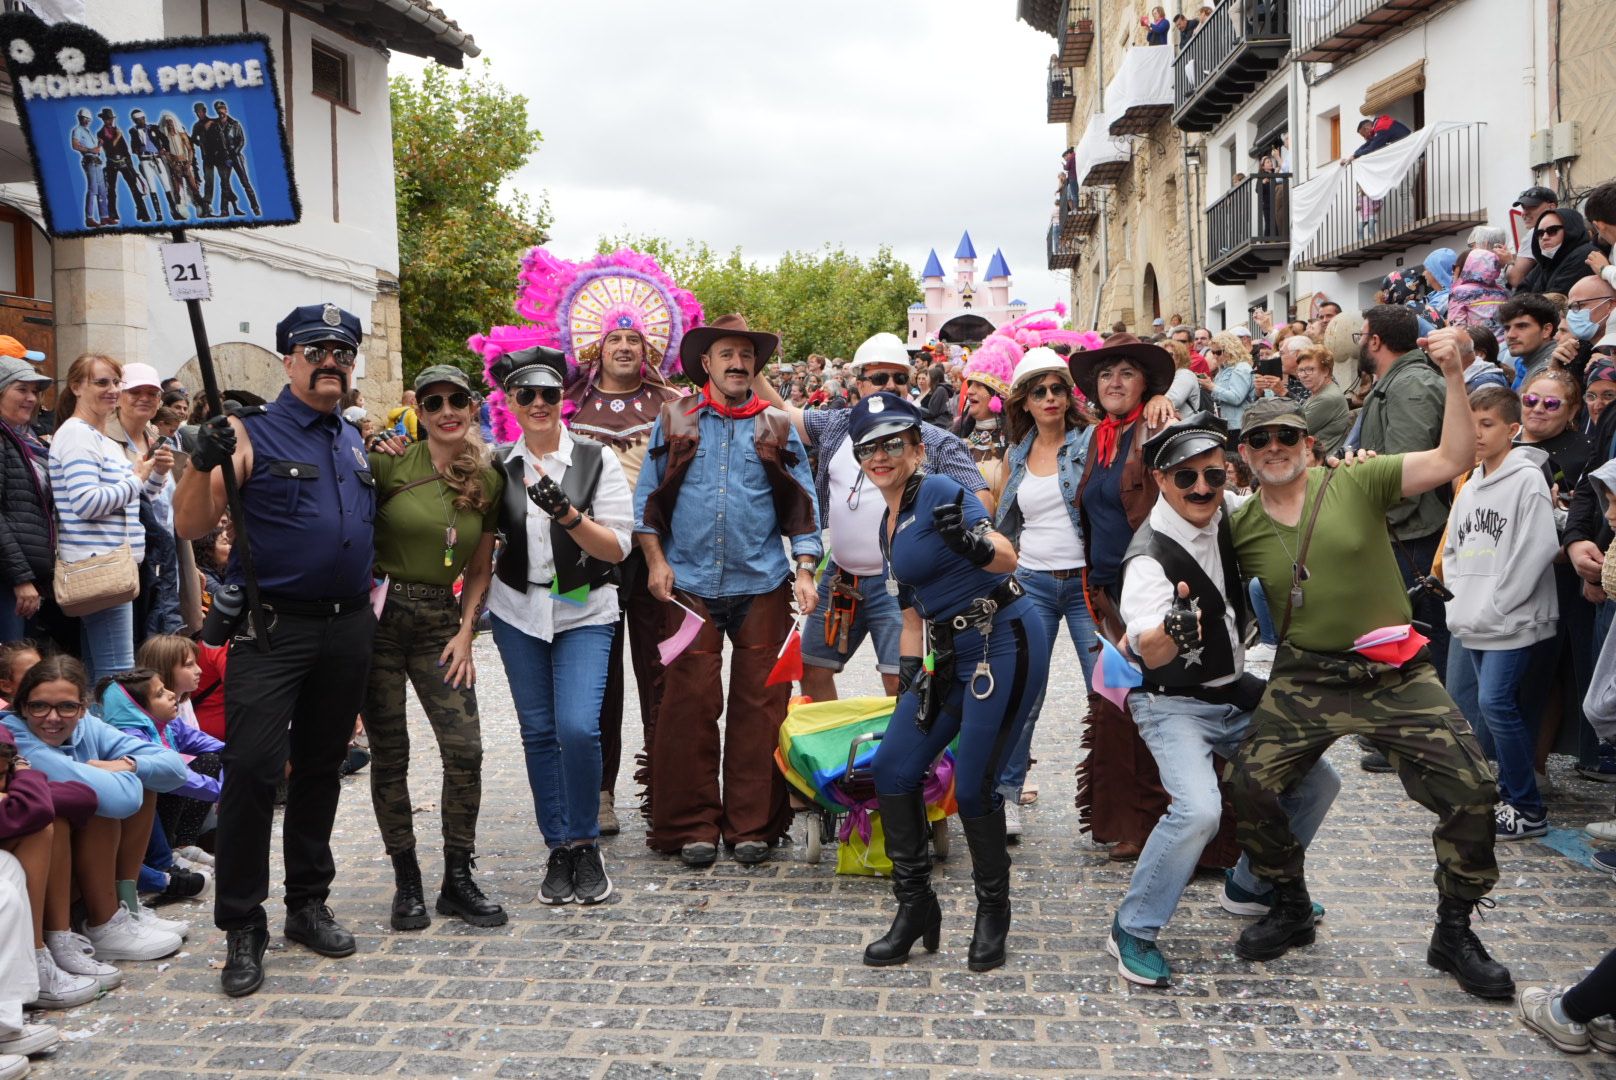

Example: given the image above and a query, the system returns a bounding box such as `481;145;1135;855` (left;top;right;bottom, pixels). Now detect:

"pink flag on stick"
657;598;706;667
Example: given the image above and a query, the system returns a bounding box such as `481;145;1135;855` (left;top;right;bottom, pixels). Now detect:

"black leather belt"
388;581;454;602
946;577;1025;633
259;591;370;618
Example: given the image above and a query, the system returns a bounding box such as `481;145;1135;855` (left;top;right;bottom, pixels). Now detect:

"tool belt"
824;567;868;653
912;577;1025;734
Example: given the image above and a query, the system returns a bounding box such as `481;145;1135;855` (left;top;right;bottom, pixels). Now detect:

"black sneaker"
152;867;211;906
539;847;575;905
571;844;612;905
1494;803;1548;842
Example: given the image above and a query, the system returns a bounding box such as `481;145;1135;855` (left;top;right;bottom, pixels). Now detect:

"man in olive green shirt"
1223;330;1514;1003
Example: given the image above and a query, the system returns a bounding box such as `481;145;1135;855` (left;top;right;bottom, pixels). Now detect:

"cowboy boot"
437;850;507;928
863;791;941;967
1235;878;1315;961
960;805;1012;972
1427;896;1514;999
389;849;430;932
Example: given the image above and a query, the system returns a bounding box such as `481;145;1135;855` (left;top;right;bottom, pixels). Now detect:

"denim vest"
993;426;1089;546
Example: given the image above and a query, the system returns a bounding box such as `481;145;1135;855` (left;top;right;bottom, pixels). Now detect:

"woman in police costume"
855;391;1050;974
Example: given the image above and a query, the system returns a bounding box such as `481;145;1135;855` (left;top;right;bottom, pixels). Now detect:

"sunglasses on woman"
1171;467;1227;490
23;700;85;720
1537;225;1565;238
1522;393;1564;412
1205;348;1225;357
853;434;912;462
421;391;474;413
1243;428;1302;450
863;371;910;389
88;376;124;390
512;386;562;407
1029;382;1069;401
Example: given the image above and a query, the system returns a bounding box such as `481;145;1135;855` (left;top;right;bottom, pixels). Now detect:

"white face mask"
1540;242;1562;259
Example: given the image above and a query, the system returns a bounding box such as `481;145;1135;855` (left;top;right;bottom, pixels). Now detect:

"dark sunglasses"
1171;467;1228;491
421;391;474;413
1243;428;1302;450
301;344;358;368
1205;347;1225;356
1538;225;1565;238
862;371;911;388
1522;393;1564;412
853;434;912;462
512;386;562;407
1029;382;1069;401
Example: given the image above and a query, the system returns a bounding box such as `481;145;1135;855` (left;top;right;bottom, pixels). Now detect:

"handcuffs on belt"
944;577;1025;701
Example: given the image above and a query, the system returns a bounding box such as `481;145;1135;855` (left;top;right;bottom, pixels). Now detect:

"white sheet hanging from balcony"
1073;114;1129;184
1102;45;1174;126
1288;120;1470;265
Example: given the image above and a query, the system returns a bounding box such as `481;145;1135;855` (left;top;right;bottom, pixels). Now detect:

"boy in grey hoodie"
1442;386;1560;839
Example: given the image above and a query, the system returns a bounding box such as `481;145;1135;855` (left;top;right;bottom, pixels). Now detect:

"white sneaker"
30;949;98;1009
127;901;189;939
0;1024;59;1057
174;845;214;867
1004;801;1023;838
1584;819;1616;842
45;930;122;990
84;907;182;961
0;1053;28;1080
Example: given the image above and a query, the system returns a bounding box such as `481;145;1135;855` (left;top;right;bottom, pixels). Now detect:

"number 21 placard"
160;241;212;302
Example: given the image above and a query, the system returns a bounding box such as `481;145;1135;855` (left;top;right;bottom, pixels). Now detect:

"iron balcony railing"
1294;0;1444;64
1204;173;1290;285
1059;184;1099;240
1295;123;1487;272
1047;58;1076;124
1173;0;1289;133
1048;221;1081;271
1058;1;1095;67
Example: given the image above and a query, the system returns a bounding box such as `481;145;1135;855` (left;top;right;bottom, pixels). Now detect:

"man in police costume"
174;303;377;997
1105;413;1340;988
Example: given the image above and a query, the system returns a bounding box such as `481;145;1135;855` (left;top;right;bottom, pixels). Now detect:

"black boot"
1236;879;1315;960
863;791;941;967
959;805;1011;972
437;850;507;927
389;849;430;931
220;923;268;997
1427;896;1514;998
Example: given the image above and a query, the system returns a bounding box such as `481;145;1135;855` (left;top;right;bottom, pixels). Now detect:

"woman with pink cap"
106;363;185;639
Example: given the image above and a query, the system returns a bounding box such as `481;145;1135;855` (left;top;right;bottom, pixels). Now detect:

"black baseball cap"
1515;185;1558;208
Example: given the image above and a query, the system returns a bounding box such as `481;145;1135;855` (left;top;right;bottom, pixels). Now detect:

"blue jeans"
872;600;1049;818
1469;643;1548;817
1117;690;1341;941
1447;641;1481;737
79;601;135;685
138;814;175;893
800;567;903;674
491;616;614;848
997;568;1098;801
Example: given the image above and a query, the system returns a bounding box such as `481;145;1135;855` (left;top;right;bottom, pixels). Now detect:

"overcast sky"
396;1;1073;323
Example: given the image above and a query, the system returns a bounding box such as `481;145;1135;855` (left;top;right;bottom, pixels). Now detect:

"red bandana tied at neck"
1093;403;1143;467
686;383;771;420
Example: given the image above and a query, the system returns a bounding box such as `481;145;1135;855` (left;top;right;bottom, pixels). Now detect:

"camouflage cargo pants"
364;589;484;857
1225;644;1499;901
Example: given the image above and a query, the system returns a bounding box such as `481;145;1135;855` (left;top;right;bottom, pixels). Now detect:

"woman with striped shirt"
47;355;172;682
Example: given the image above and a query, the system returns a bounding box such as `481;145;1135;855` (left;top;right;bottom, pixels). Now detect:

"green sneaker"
1221;869;1327;920
1107;915;1170;987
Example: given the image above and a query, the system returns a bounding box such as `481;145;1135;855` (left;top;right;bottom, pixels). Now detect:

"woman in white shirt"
484;346;631;908
48;355;172;682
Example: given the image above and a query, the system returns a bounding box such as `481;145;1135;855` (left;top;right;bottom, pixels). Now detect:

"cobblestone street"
28;637;1616;1079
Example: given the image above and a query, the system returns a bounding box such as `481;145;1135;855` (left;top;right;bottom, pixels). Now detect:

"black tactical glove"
932;490;994;567
527;475;573;520
190;412;237;473
897;655;924;695
1163;586;1203;655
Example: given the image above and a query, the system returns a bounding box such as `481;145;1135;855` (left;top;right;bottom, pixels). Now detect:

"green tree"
596;235;920;365
392;61;550;384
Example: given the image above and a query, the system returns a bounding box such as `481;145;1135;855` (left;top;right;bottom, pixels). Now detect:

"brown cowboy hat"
679;313;780;384
1067;332;1175;405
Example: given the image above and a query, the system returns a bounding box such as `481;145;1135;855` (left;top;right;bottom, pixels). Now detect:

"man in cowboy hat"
752;332;983;703
633;315;821;868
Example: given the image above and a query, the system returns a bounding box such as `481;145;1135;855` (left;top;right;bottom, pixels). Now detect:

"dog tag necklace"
436;480;457;569
1263;510;1308;609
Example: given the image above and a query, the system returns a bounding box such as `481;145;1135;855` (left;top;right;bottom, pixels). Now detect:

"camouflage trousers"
1224;644;1500;901
364;589;484;858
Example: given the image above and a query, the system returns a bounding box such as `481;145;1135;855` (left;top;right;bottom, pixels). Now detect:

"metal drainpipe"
1093;0;1106;328
1180;129;1199;327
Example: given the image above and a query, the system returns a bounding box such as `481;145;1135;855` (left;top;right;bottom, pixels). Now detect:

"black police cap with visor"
848;391;925;448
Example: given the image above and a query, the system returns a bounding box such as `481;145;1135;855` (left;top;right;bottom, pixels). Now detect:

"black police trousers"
214;604;375;932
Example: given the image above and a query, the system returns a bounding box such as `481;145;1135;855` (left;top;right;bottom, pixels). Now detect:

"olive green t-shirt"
370;442;503;586
1230;455;1413;653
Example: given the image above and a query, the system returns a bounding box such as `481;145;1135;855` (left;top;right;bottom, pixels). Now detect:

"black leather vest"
1121;516;1247;687
495;440;620;596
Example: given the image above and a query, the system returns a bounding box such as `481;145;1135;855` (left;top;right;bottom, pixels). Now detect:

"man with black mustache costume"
1104;412;1340;988
173;303;376;998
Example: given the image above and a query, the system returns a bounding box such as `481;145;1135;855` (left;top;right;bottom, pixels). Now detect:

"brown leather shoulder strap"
378;473;442;507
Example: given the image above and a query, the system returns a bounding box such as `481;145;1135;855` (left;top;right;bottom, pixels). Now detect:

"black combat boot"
1427;896;1514;998
389;849;430;931
437;850;507;927
1235;879;1315;960
863;791;942;967
960;805;1012;972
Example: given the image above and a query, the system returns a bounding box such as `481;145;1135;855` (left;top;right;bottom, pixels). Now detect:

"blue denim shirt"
994;426;1089;545
1211;363;1254;429
633;406;822;600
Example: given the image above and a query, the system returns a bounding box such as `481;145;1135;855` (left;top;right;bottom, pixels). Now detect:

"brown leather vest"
639;401;817;539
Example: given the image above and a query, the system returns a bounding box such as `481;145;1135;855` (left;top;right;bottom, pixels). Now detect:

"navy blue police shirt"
226;385;375;599
883;473;1008;622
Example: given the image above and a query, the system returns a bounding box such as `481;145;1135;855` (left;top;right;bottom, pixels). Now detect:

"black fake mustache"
309;368;349;391
1185;492;1217;504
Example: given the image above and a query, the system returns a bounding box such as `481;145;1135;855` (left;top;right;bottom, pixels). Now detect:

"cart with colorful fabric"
775;696;955;875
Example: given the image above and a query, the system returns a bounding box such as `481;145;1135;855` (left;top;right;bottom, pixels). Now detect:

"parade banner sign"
0;13;298;238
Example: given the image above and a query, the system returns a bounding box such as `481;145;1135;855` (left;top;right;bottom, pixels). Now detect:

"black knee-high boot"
960;804;1011;972
863;791;941;966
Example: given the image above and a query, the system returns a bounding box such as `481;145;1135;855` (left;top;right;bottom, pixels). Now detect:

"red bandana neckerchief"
685;383;771;420
1093;403;1143;467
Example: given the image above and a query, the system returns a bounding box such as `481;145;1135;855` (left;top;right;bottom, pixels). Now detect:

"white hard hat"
1011;346;1073;392
849;332;911;375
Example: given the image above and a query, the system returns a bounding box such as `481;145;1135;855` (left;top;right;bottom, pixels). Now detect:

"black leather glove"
1163;588;1203;654
897;655;924;695
527;475;573;520
190;412;237;473
932;490;994;567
